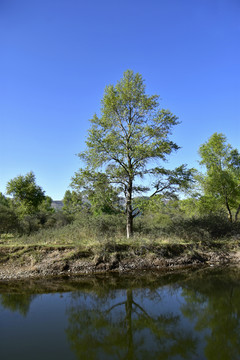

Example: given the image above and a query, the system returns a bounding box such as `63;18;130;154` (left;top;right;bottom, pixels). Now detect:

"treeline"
0;172;73;236
0;132;240;241
1;71;240;241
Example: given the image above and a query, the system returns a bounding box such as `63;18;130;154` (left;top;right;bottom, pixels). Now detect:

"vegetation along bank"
0;71;240;279
1;231;240;280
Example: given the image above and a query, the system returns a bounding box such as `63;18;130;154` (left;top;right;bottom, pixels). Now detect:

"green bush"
75;213;126;236
18;211;73;235
0;205;19;234
167;214;238;241
132;212;240;242
44;211;74;228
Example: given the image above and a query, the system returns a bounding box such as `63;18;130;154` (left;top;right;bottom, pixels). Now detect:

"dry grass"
1;225;239;259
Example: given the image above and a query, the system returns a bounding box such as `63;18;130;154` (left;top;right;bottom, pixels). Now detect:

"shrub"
0;205;19;234
74;213;126;236
167;214;237;241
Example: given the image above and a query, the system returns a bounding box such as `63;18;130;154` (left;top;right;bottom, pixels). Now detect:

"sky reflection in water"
0;268;240;360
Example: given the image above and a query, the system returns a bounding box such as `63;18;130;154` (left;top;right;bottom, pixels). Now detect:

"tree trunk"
126;180;133;238
225;196;233;222
127;211;133;239
125;289;134;359
235;204;240;222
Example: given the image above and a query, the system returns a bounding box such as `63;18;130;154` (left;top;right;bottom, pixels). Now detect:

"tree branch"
132;300;151;319
105;301;126;314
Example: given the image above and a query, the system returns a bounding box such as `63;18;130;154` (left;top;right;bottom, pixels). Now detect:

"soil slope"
1;244;240;280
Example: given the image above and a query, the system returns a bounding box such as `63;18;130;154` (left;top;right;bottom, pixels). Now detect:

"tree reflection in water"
1;269;240;359
65;286;196;360
180;269;240;360
0;293;36;316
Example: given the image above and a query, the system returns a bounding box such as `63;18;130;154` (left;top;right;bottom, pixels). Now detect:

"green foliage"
136;195;179;215
167;214;237;241
6;172;46;215
81;70;180;170
44;211;73;228
179;195;224;217
199;133;240;221
0;205;19;234
39;195;54;213
17;211;73;235
133;211;239;242
63;190;84;214
71;170;122;216
0;175;74;236
0;192;11;207
75;212;126;236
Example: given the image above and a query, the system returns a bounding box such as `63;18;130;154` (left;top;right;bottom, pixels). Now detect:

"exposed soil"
1;243;240;280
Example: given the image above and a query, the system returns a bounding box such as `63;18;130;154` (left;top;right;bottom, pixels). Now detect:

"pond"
1;267;240;360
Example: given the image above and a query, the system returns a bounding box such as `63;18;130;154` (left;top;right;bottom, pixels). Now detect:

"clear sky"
1;0;239;200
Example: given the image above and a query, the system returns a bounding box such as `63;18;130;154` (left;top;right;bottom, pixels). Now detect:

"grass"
1;213;240;261
0;226;239;278
1;225;239;257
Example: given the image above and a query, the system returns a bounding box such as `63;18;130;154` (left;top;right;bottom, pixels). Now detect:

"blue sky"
1;0;239;200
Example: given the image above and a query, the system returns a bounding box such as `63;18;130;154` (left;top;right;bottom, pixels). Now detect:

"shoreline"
1;243;240;281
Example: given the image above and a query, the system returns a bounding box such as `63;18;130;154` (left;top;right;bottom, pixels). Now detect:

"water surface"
1;267;240;360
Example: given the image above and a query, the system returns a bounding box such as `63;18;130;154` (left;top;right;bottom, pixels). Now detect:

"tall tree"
199;133;240;222
6;171;45;215
74;70;192;237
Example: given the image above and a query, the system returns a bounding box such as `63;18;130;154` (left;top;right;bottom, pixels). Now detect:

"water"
1;267;240;360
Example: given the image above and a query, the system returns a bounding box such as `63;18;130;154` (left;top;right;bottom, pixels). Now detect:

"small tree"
74;70;192;237
63;190;84;214
199;133;240;222
39;195;54;213
6;172;46;215
71;170;122;216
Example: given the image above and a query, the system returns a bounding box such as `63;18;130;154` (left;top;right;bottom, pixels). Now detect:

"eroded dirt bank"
1;243;240;280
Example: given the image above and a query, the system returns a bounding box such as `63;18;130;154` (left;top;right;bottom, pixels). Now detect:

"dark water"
1;267;240;360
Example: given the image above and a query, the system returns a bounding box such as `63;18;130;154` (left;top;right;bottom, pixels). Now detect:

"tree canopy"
6;171;46;215
199;133;240;222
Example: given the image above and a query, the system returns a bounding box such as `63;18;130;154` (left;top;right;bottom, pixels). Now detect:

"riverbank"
1;240;240;280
